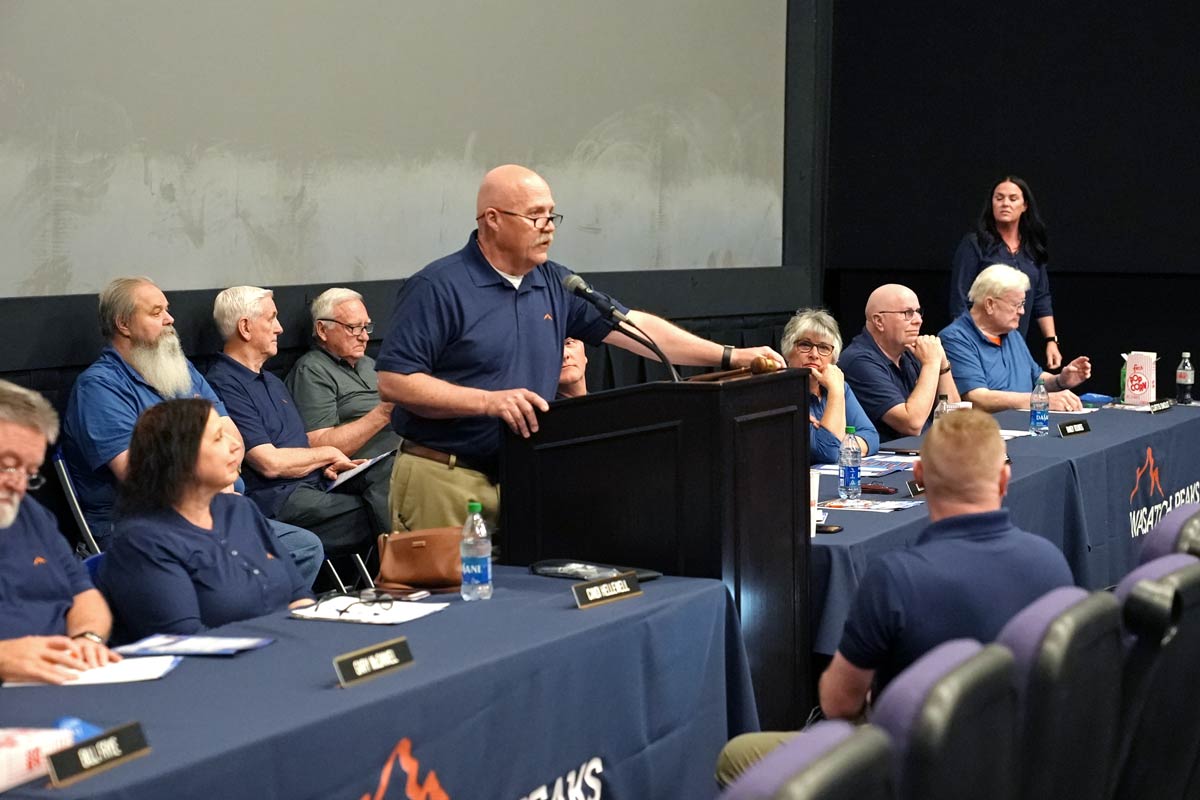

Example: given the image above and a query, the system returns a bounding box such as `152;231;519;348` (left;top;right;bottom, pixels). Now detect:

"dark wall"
825;3;1200;392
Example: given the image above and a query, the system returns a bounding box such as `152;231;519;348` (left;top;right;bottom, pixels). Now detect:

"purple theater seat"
718;720;894;800
1138;503;1200;565
1112;553;1200;800
996;586;1122;800
871;639;1016;800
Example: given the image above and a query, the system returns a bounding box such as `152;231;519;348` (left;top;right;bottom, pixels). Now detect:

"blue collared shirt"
940;311;1042;396
376;231;623;465
99;493;311;641
206;354;321;518
809;384;880;465
0;497;94;638
949;233;1053;337
62;346;228;534
840;328;926;442
838;509;1072;692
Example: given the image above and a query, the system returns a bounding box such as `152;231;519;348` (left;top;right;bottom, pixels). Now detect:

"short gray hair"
98;276;155;339
781;308;843;362
0;380;59;443
213;286;273;340
968;264;1030;305
310;288;364;335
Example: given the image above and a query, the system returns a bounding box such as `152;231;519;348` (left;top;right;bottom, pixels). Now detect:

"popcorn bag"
1124;351;1157;405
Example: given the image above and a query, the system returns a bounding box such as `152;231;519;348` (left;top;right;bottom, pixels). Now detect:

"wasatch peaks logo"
1130;447;1165;502
361;738;449;800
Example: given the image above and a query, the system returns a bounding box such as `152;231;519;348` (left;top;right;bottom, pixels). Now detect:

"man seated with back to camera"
939;264;1091;412
375;164;784;531
60;277;323;585
780;308;879;463
714;409;1073;786
206;286;387;557
839;283;960;440
0;380;121;685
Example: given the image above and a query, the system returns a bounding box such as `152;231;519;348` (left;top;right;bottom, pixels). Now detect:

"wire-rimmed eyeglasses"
0;467;44;490
476;209;563;230
877;308;923;320
318;319;374;336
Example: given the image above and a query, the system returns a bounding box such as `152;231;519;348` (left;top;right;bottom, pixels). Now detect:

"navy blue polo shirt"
839;509;1072;692
99;493;311;641
840;328;926;442
940;311;1042;397
62;346;229;532
206;354;322;518
0;497;94;638
376;232;623;464
949;233;1053;337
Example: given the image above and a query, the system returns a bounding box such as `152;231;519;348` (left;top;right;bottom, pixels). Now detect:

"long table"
3;568;758;800
810;406;1200;654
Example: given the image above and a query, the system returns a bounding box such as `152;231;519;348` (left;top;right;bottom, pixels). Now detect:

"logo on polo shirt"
544;313;553;321
32;556;46;566
362;737;449;800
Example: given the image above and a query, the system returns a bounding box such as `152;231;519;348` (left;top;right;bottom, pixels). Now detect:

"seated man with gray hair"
285;288;398;460
939;263;1091;412
781;308;879;464
0;380;121;684
206;286;384;556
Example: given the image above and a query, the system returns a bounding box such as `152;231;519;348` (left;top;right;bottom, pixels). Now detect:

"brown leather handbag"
375;527;462;593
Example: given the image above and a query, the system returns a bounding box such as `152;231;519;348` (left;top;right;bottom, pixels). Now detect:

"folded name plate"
48;722;149;787
572;571;642;609
334;637;413;688
1057;418;1091;437
906;480;926;497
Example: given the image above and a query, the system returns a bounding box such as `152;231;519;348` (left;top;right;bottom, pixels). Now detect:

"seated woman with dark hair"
98;399;314;641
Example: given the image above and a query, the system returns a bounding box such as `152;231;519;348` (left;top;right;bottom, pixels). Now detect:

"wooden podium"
500;369;811;729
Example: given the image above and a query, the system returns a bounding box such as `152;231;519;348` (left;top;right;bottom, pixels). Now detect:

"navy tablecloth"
2;568;758;800
811;406;1200;654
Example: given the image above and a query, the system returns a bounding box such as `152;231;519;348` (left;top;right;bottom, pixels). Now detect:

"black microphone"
562;274;630;324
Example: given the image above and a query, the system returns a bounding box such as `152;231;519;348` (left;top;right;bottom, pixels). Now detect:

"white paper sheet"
4;655;181;687
290;596;449;625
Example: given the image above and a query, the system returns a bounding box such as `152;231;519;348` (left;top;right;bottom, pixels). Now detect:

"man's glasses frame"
318;319;374;336
476;209;564;230
877;308;924;321
0;466;44;490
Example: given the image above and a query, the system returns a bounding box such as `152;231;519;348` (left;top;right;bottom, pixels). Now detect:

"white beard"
127;328;194;398
0;491;19;529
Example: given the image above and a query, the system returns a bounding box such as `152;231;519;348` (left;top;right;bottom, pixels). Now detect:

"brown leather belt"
399;441;484;474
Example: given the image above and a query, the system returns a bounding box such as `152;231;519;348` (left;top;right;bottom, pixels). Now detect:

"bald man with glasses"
840;284;961;440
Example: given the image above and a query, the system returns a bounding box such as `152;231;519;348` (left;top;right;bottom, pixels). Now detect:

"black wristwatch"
1046;336;1059;343
72;631;105;645
721;344;734;371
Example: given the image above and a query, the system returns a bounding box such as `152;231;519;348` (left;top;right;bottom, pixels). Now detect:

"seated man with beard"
60;278;323;585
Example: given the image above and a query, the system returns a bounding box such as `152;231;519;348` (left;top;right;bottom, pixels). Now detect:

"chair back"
871;639;1016;800
84;552;105;585
51;445;101;555
996;586;1122;800
718;720;894;800
1138;503;1200;564
1111;553;1200;800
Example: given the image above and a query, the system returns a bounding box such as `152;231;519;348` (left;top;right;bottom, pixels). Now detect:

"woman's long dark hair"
118;398;212;515
975;175;1049;265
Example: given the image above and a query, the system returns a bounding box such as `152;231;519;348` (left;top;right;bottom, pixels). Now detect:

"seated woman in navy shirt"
782;309;879;464
98;399;314;641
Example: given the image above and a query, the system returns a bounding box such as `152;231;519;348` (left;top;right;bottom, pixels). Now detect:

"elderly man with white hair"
940;264;1091;412
285;288;398;459
206;286;384;556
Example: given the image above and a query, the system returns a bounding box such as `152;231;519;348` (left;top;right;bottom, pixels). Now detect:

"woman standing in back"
949;176;1062;369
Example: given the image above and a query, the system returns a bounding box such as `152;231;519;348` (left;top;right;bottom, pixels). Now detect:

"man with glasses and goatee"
840;284;961;441
376;164;784;531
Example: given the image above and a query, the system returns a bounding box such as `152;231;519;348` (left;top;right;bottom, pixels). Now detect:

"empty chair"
1111;552;1200;800
718;720;894;800
995;586;1123;800
1138;502;1200;564
870;639;1016;800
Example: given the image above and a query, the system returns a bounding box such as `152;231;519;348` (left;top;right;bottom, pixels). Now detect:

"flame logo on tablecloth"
1131;447;1165;503
361;737;449;800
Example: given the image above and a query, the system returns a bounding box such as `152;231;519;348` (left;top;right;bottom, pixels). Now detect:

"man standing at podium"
377;164;783;530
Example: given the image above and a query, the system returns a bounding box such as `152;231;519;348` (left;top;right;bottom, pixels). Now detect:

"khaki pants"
388;451;500;532
714;731;799;788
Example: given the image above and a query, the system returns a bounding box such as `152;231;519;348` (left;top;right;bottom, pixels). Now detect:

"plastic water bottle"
933;394;949;421
460;500;492;601
1029;378;1050;436
1177;352;1194;405
838;427;861;500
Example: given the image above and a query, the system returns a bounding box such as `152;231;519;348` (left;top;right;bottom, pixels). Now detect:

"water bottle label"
461;555;491;585
1177;370;1194;383
840;465;860;486
1031;408;1049;428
